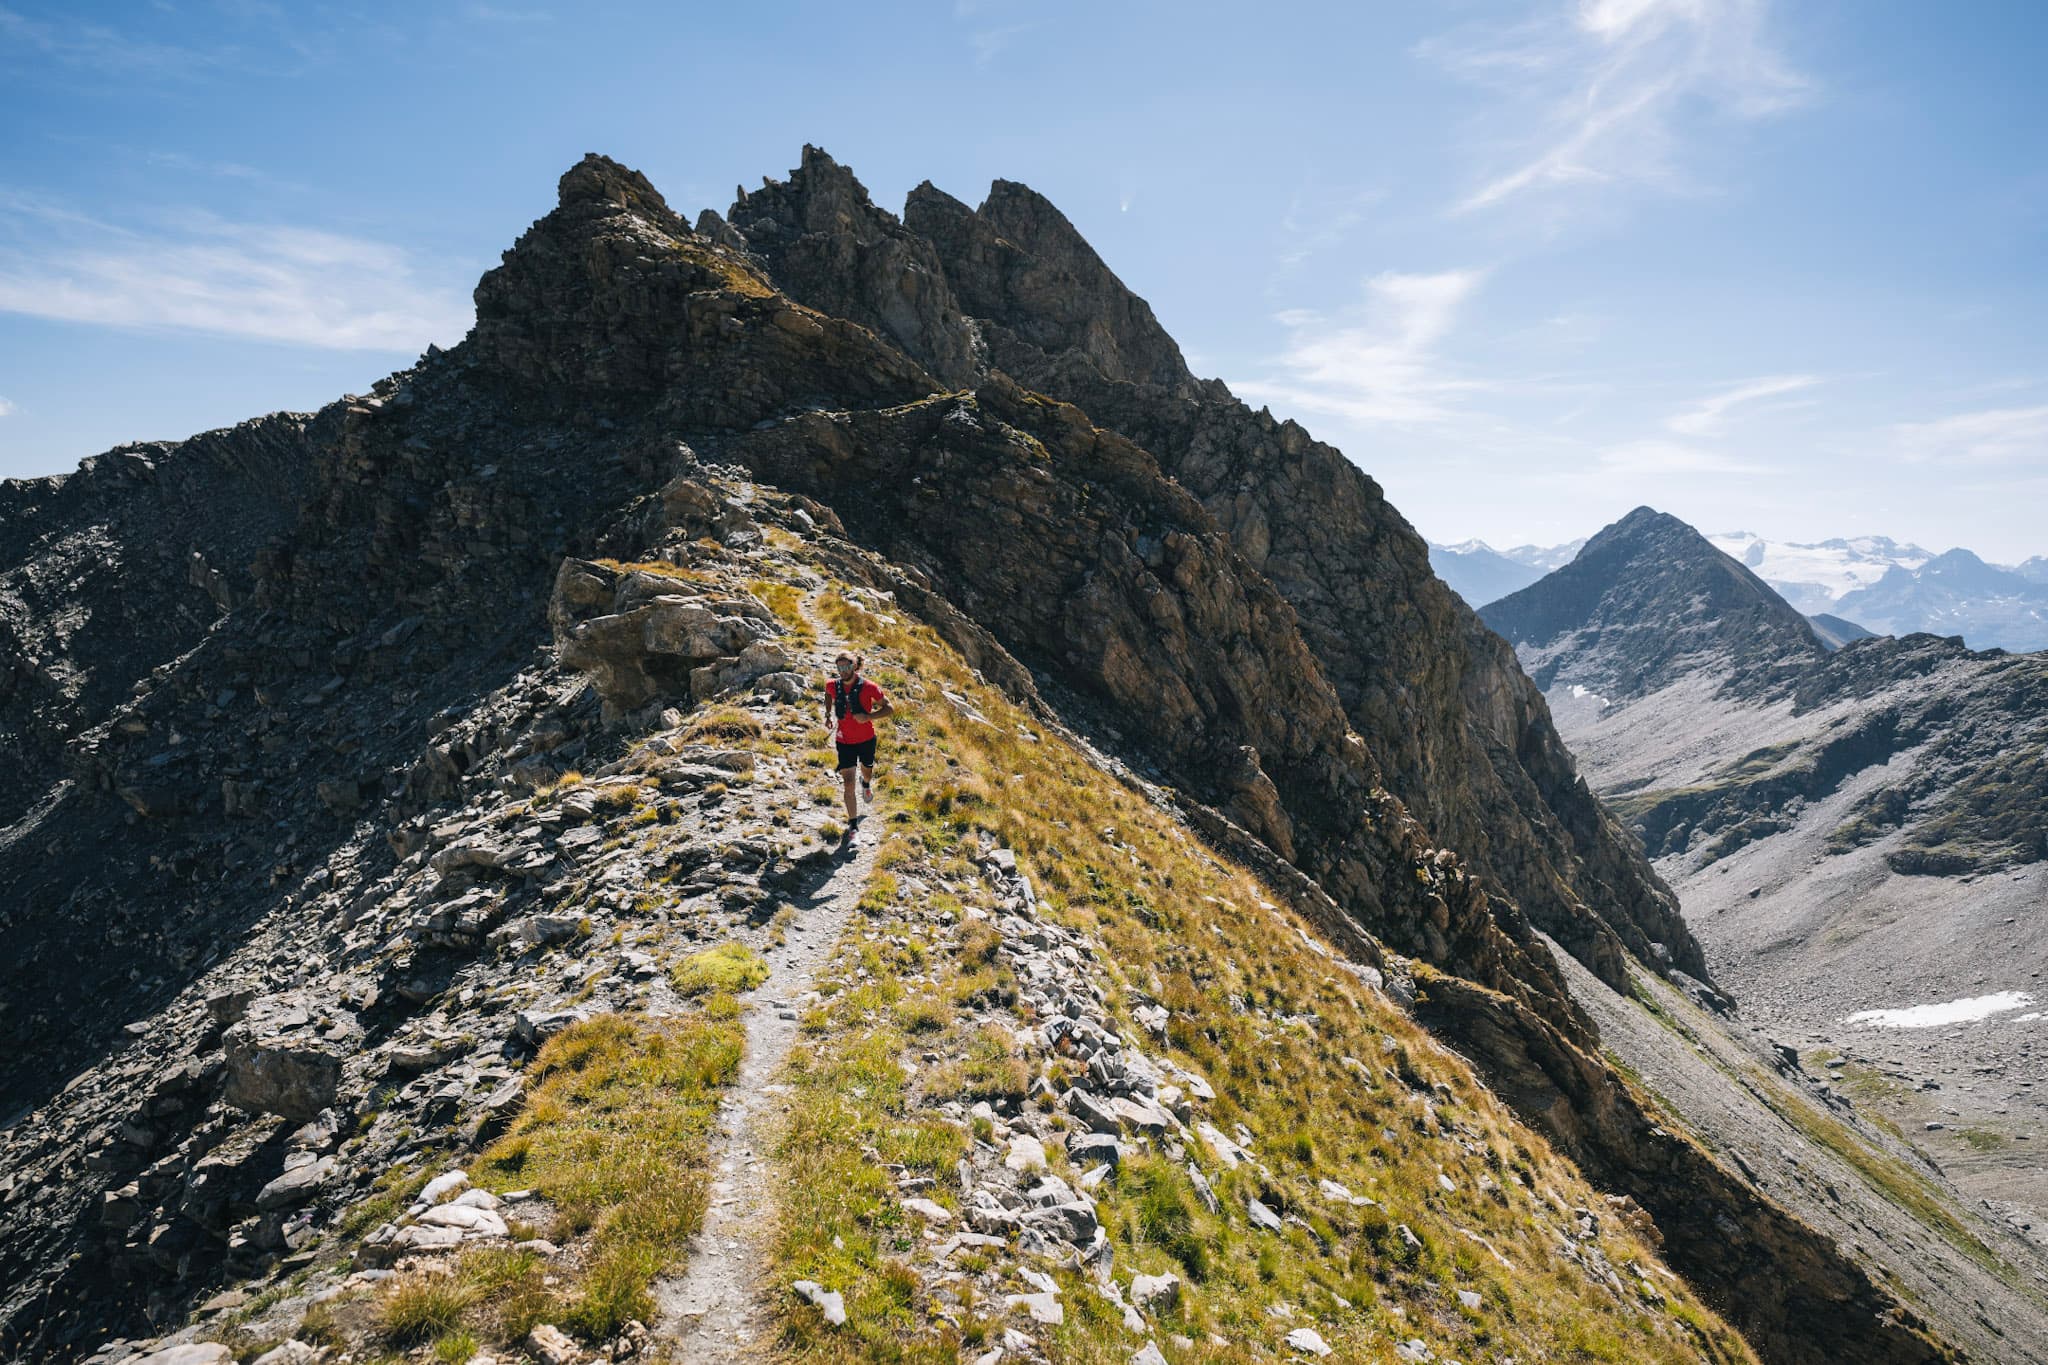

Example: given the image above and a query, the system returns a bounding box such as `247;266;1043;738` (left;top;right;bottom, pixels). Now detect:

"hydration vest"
830;676;869;720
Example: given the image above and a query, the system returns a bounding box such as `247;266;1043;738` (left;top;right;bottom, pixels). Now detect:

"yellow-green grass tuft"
672;942;770;997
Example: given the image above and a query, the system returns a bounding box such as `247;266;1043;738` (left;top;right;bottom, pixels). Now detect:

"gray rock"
515;1007;593;1045
133;1348;233;1365
1020;1200;1098;1245
1130;1270;1180;1310
526;1323;583;1365
418;1202;508;1237
1068;1130;1123;1169
1067;1088;1122;1134
221;996;360;1122
1285;1327;1332;1358
255;1154;337;1211
389;1223;465;1254
249;1344;320;1365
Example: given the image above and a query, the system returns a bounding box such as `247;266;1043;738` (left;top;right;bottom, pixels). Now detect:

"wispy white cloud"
1423;0;1809;215
1238;268;1491;424
0;396;15;417
1893;405;2048;465
465;4;552;22
0;200;472;351
1273;183;1383;275
1667;372;1819;435
144;149;267;181
968;22;1031;65
0;5;229;78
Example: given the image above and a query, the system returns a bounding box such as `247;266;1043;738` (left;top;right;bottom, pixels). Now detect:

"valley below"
1492;508;2048;1329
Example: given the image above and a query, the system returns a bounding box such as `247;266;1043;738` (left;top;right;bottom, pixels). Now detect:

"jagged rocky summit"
0;151;1990;1363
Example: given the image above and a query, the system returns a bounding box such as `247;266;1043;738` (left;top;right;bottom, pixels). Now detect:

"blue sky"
3;1;2045;561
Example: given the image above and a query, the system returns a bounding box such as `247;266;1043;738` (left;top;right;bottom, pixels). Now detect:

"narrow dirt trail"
653;594;878;1360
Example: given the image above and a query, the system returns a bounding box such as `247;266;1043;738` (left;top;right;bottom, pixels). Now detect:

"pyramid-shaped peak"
556;153;670;216
1482;506;1822;698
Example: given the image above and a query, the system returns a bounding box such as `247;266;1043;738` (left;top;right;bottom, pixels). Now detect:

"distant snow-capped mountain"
1500;538;1586;572
1706;531;1931;614
1426;540;1543;606
1708;532;2048;651
1427;537;1584;607
1836;549;2048;653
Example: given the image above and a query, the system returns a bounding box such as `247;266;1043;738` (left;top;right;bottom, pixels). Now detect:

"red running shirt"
830;678;884;744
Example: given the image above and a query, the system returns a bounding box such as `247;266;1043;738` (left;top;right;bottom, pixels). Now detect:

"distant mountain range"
1705;531;1931;612
1425;537;1583;606
1433;528;2048;652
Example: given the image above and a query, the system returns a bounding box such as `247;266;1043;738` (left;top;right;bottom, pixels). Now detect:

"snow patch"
1568;683;1611;709
1844;991;2035;1030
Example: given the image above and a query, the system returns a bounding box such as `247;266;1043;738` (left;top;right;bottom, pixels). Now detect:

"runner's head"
834;652;859;678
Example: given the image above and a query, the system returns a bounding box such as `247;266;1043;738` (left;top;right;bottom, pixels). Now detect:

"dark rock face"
221;995;360;1123
902;178;1199;393
1482;506;1826;700
0;415;312;825
724;146;982;389
734;377;1584;1038
470;153;934;415
0;152;1961;1363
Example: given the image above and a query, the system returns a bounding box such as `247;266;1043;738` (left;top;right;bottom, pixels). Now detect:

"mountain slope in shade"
1427;538;1544;606
1836;548;2048;652
1481;506;1824;699
1807;611;1877;650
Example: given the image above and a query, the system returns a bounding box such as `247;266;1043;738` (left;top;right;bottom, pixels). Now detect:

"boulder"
1286;1327;1333;1357
516;1006;595;1046
1130;1271;1180;1310
527;1323;583;1365
250;1344;321;1365
221;995;361;1122
256;1155;337;1211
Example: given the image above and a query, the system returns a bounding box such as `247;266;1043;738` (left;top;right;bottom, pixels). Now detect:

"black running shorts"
835;737;877;771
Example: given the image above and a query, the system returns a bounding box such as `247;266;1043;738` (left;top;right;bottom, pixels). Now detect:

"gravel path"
652;598;879;1359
